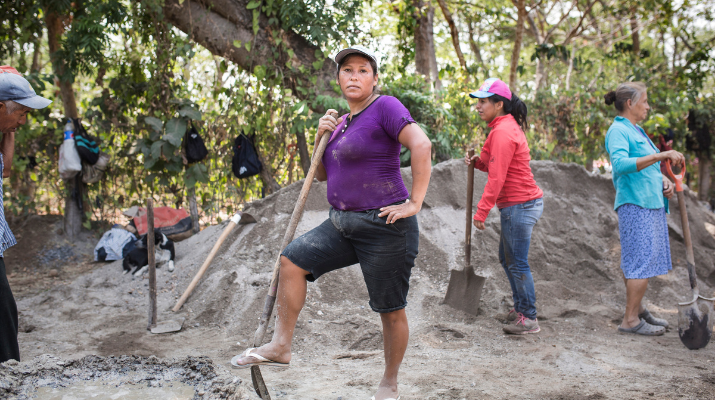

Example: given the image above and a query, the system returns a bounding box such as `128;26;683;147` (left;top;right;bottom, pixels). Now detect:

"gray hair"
0;100;26;115
604;82;647;112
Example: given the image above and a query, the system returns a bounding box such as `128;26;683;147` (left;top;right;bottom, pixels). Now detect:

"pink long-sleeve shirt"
473;114;543;222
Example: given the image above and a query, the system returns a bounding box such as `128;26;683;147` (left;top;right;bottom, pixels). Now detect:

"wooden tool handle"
465;149;475;269
676;191;698;295
252;111;337;347
172;214;240;312
147;199;157;330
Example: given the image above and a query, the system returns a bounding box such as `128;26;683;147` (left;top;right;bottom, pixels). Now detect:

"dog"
122;230;175;277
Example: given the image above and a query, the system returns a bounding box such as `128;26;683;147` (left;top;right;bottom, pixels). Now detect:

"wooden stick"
465;149;475;268
250;112;338;399
172;213;241;312
147;198;157;330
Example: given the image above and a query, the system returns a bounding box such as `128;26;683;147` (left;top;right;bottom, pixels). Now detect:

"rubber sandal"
230;348;290;369
617;319;665;336
638;308;669;328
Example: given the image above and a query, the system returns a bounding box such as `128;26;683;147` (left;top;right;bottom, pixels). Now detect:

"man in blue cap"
0;66;51;363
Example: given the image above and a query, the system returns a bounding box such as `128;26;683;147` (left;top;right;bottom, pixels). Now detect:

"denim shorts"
282;205;419;313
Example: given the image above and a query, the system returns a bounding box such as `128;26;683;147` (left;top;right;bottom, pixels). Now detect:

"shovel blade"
443;267;486;316
150;318;185;334
238;212;257;225
251;366;271;399
678;296;714;350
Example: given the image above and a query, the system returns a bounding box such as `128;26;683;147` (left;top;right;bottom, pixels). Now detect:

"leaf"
151;141;164;159
233;40;242;48
254;65;266;81
179;106;202;120
245;41;252;52
164;118;187;146
253;9;260;36
145;116;163;133
246;0;261;9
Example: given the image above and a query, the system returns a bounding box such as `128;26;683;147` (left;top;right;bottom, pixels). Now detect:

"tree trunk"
526;12;546;90
162;0;339;112
436;0;466;70
413;0;434;80
255;144;281;195
466;17;484;67
699;156;712;201
296;132;311;176
187;187;200;234
630;12;640;56
565;45;575;90
509;0;527;92
30;36;42;73
46;11;83;239
428;28;441;91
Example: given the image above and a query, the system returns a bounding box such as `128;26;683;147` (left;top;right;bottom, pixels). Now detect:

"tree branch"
162;0;339;112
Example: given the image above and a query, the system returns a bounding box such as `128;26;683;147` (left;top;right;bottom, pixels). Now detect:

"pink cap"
469;78;512;100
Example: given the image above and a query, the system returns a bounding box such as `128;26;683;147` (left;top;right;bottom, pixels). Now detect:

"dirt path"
4;160;715;399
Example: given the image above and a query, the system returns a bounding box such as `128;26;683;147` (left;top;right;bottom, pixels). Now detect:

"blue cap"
0;67;52;109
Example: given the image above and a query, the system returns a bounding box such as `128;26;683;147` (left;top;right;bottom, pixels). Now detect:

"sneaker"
503;313;540;335
638;308;668;328
505;309;518;322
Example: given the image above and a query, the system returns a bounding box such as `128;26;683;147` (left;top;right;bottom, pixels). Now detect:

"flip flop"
370;396;400;400
230;348;290;369
617;319;665;336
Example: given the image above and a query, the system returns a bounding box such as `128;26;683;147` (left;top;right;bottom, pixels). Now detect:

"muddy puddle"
33;381;195;399
1;355;250;400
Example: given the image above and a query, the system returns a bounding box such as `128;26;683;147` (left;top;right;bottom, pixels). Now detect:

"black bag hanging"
72;118;100;165
184;121;208;163
232;134;262;179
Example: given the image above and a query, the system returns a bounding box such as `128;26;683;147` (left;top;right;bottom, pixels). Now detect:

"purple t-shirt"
322;95;415;211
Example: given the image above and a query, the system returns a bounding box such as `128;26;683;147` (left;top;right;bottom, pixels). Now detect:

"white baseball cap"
334;46;379;72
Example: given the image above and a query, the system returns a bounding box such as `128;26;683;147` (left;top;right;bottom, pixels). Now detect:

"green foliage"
2;0;715;228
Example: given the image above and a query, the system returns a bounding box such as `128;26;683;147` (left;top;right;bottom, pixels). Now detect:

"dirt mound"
10;159;715;399
0;354;252;399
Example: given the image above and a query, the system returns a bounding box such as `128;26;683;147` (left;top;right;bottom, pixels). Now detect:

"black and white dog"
122;230;175;277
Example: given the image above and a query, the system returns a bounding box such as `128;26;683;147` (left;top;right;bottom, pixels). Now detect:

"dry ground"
3;160;715;400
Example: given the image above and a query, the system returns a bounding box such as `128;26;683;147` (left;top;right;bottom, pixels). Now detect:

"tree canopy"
1;0;714;229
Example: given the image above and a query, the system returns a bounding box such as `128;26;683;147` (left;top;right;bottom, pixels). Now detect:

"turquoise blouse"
605;116;668;212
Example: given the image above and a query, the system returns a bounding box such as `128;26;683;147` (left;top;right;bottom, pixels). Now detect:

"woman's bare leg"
621;277;648;328
374;308;408;400
234;256;308;365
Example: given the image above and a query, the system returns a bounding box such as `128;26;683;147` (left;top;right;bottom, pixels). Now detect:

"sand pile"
7;159;715;399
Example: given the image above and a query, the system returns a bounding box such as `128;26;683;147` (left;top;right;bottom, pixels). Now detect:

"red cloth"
133;207;190;235
0;66;21;76
473;114;543;222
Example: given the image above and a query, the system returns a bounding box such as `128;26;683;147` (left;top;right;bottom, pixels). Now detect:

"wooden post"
147;198;157;330
188;187;200;234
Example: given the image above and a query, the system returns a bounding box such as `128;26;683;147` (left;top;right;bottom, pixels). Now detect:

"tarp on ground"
131;207;192;237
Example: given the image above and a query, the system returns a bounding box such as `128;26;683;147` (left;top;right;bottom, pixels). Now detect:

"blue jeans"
498;198;543;320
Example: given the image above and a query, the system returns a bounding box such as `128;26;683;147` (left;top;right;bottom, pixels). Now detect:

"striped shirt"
0;153;17;257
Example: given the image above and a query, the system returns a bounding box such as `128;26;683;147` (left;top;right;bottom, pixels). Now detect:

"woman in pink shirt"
466;78;544;335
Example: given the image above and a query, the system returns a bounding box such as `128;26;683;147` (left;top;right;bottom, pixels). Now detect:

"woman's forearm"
636;153;662;172
408;140;432;208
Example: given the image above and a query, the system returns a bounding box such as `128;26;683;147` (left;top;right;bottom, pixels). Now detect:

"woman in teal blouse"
604;82;684;336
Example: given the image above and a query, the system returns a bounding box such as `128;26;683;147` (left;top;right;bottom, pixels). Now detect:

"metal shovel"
443;149;486;315
665;160;714;350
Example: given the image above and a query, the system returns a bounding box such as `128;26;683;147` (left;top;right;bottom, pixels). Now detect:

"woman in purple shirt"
233;46;432;400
